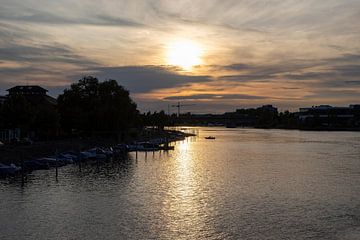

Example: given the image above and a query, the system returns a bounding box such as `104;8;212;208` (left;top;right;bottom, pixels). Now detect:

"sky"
0;0;359;113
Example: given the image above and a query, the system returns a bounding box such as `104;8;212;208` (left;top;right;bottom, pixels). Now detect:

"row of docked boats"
18;147;116;173
0;139;178;177
0;163;21;176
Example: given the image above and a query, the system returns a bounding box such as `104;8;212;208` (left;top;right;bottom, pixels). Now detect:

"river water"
1;127;360;240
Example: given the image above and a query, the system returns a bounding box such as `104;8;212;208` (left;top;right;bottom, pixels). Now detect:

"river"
1;127;360;240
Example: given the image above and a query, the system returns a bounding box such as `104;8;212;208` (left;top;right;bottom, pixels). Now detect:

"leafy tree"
141;110;171;129
57;76;139;134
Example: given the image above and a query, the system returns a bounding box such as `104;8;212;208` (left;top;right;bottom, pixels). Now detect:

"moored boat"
0;163;21;176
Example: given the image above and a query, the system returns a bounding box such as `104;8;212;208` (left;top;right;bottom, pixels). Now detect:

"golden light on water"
166;40;203;71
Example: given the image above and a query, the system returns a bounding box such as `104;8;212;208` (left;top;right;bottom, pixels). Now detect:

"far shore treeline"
0;76;170;141
1;76;359;142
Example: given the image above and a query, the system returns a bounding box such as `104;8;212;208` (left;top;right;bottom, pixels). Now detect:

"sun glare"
166;40;203;71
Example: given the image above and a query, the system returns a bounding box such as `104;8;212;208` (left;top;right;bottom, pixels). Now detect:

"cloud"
345;81;360;85
0;0;359;112
218;74;273;82
164;93;267;100
0;7;144;27
215;53;360;84
0;43;98;66
305;89;360;99
89;65;213;93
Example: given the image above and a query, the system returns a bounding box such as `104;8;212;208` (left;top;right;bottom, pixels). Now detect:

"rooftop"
7;85;48;94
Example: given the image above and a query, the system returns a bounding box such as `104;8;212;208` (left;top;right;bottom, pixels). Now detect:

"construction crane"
171;102;195;117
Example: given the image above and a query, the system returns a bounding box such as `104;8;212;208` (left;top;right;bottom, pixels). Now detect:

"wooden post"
55;149;58;181
96;153;100;172
55;160;58;180
78;150;82;172
21;152;25;187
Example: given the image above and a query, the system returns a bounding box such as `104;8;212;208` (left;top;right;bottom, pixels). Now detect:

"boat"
59;152;79;162
52;154;74;164
87;148;108;160
0;163;21;176
113;144;129;154
205;136;216;139
80;151;95;160
99;147;114;157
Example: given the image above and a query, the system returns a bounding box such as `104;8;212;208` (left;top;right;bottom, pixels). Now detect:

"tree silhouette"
57;76;139;134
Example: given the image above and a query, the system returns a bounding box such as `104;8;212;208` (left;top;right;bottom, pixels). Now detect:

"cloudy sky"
1;0;359;113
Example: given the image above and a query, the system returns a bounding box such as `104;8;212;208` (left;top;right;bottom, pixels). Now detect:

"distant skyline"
1;0;359;113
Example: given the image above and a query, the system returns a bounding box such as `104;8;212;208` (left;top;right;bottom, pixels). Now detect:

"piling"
55;149;58;181
78;150;82;172
20;152;25;187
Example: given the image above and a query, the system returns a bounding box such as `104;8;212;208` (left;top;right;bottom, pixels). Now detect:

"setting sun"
166;40;203;70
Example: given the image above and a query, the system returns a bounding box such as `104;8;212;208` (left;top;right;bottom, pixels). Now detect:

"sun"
166;40;203;71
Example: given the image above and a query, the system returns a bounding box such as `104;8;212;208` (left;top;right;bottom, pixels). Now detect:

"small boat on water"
205;136;216;139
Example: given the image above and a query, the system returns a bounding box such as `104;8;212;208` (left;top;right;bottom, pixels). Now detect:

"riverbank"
174;124;360;132
0;129;194;165
255;125;360;131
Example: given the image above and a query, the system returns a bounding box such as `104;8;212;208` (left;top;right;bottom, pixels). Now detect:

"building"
0;128;21;143
6;85;57;105
1;85;58;140
257;104;278;113
7;85;48;96
0;95;7;105
298;105;360;127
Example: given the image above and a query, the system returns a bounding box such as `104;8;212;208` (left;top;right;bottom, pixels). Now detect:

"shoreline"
174;125;360;132
0;129;194;166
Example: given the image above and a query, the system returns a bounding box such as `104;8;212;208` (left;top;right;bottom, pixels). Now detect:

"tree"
57;76;139;134
141;110;171;129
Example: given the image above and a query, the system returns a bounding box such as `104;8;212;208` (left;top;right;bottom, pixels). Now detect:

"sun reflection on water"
160;139;214;238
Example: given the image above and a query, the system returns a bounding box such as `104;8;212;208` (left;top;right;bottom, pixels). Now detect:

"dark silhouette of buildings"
6;85;57;105
0;85;58;142
298;104;360;128
7;85;48;96
174;104;360;130
175;105;278;127
0;95;7;105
